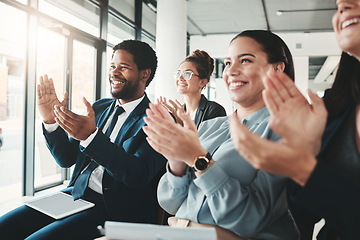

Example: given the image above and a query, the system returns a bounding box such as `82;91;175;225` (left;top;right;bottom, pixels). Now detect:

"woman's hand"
229;112;316;186
157;96;185;126
263;71;328;156
143;103;207;176
229;71;328;186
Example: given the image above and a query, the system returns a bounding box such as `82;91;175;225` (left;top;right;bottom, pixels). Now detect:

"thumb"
83;97;94;117
61;92;69;107
308;90;327;117
268;115;287;139
178;110;196;132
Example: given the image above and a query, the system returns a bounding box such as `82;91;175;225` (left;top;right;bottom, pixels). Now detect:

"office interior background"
0;0;339;232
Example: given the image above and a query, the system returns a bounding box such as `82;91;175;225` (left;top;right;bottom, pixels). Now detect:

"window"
142;33;156;101
107;13;135;46
0;2;27;206
142;33;156;49
109;0;135;22
71;40;96;114
142;2;156;36
39;0;101;37
0;0;153;215
104;46;113;99
15;0;28;4
34;27;66;189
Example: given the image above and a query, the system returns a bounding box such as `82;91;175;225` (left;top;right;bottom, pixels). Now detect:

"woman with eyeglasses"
158;49;226;127
143;30;299;239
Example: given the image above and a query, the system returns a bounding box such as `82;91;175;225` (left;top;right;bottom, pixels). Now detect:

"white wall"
190;32;341;58
154;0;187;101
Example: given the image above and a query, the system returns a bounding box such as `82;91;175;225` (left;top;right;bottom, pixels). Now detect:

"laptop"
25;192;95;219
103;221;217;240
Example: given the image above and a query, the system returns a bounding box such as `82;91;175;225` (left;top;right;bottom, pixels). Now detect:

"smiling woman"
227;1;360;240
158;49;226;128
143;30;298;240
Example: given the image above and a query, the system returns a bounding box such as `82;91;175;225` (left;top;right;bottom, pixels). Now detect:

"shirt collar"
115;95;145;114
241;106;269;127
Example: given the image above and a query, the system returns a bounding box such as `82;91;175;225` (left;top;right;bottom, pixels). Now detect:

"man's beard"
110;76;141;100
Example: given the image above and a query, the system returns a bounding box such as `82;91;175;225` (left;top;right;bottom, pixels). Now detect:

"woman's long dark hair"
231;30;295;81
324;52;360;116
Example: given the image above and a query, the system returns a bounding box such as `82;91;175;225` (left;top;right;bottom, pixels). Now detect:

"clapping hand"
37;74;68;124
263;71;327;156
229;71;327;186
143;103;207;176
54;97;97;141
157;96;185;126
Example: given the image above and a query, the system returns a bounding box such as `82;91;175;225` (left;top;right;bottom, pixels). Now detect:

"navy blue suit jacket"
43;95;167;223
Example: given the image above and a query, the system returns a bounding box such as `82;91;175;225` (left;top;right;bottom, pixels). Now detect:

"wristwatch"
193;152;212;172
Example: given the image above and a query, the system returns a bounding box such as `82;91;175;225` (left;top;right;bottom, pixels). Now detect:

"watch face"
195;157;209;171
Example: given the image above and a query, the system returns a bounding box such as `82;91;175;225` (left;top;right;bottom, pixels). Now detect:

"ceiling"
186;0;337;36
184;0;338;89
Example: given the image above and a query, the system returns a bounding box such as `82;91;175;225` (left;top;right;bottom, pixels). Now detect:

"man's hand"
54;97;96;141
37;74;68;124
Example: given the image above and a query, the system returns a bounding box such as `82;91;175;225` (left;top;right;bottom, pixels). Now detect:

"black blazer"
287;104;360;240
43;94;167;223
185;94;226;128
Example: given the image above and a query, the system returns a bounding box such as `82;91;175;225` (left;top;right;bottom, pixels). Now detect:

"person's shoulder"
207;99;225;109
198;116;230;141
199;115;229;131
202;96;226;114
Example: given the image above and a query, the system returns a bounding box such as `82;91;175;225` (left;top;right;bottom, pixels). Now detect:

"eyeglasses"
173;71;200;81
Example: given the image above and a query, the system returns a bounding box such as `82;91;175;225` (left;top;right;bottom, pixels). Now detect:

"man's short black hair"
113;40;157;87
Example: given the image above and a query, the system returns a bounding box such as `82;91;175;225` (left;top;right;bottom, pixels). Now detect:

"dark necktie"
105;106;125;137
72;106;125;200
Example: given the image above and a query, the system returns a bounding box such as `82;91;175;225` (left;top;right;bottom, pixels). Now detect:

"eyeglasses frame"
173;70;201;81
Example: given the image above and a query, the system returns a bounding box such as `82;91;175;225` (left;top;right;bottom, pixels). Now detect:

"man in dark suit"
0;40;166;240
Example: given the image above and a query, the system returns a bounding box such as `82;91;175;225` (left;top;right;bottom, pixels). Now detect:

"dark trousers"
0;187;107;240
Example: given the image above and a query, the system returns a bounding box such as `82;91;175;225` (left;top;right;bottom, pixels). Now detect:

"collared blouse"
157;107;299;239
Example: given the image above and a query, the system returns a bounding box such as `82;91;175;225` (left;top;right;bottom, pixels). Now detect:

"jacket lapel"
97;100;117;132
194;94;207;128
115;95;150;143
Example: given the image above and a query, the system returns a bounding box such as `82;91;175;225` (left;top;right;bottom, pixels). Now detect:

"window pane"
104;46;113;99
109;0;135;21
34;27;65;188
142;33;156;50
107;14;135;46
0;3;27;211
141;34;156;101
39;0;100;37
15;0;28;4
142;2;156;36
71;40;96;114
